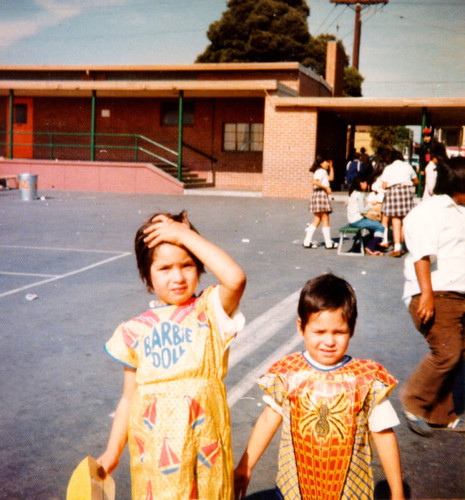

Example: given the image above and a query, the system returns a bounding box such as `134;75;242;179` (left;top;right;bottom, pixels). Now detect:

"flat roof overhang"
0;79;297;98
274;97;465;126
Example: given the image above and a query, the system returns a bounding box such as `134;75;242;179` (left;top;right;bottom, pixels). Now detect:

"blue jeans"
350;217;385;238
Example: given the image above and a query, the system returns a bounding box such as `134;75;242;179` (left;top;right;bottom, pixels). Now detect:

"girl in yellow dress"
97;211;246;499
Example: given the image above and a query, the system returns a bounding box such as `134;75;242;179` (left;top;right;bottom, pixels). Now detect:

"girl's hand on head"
143;215;191;248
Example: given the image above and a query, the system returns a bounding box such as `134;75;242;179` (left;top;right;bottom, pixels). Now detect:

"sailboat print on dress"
186;395;205;429
145;479;153;500
143;396;157;430
121;324;140;349
159;438;181;475
198;440;220;468
134;434;145;462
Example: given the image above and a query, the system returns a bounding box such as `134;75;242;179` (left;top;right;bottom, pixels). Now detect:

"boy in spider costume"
234;274;404;500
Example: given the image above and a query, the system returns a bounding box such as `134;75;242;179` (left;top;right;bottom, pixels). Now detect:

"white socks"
322;226;333;247
303;224;316;246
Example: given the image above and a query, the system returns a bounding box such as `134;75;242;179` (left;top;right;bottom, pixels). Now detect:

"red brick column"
262;97;317;198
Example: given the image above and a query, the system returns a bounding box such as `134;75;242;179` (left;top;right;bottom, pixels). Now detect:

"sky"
0;0;464;100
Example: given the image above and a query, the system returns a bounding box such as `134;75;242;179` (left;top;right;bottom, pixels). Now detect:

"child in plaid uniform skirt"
381;150;418;257
303;155;338;249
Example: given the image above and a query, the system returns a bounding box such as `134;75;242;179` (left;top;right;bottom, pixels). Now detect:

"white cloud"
0;0;131;49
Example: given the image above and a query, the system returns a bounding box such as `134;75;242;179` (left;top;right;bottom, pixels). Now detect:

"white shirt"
347;190;367;223
403;194;465;304
366;177;385;204
313;167;330;188
422;161;437;199
381;159;417;187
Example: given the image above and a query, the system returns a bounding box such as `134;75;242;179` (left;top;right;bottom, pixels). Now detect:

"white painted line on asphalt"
228;290;300;369
0;244;129;254
0;271;58;278
0;252;132;299
227;332;303;408
226;289;303;407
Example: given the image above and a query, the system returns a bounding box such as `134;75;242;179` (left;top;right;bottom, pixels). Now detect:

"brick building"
1;42;464;198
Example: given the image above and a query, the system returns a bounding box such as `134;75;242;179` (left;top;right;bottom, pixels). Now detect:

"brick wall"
262;97;317;198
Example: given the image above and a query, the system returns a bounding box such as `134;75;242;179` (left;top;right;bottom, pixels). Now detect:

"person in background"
347;175;386;256
381;150;419;257
303;155;338;249
400;157;465;436
345;152;364;190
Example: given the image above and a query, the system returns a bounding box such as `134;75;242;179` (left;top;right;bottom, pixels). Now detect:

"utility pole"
330;0;388;69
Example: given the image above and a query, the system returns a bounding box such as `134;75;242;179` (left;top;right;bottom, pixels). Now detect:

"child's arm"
144;215;246;316
414;256;435;323
371;428;405;500
234;405;282;499
97;367;137;476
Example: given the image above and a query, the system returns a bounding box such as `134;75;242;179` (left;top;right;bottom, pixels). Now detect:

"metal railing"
0;130;217;184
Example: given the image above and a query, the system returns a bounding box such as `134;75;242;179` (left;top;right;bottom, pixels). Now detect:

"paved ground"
0;188;463;499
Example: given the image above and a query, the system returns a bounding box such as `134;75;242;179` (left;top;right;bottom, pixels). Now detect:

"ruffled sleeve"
206;285;246;350
104;322;139;370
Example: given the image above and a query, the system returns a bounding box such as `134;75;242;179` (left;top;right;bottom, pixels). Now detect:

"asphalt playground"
0;187;463;499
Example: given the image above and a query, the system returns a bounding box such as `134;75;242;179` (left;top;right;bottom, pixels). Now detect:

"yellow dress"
105;286;243;500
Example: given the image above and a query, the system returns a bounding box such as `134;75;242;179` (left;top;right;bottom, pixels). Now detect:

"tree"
370;126;411;152
197;0;311;63
196;0;362;96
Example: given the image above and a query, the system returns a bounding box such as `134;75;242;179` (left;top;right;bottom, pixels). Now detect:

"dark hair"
389;149;404;163
134;210;205;293
298;274;358;335
434;156;465;196
348;173;370;195
309;154;329;173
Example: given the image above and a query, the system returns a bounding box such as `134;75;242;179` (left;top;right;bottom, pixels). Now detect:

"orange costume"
259;353;397;500
105;286;244;499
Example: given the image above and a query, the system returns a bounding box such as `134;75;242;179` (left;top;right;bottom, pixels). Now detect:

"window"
161;102;194;126
223;123;263;152
14;103;28;124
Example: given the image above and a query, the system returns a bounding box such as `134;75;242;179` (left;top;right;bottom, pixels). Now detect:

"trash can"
19;173;38;201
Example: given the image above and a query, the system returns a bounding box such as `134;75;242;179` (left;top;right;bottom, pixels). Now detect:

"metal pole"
177;90;184;181
8;90;14;159
352;3;362;69
90;90;96;161
417;107;428;197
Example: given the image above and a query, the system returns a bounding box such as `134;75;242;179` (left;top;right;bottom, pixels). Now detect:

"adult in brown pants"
400;156;465;436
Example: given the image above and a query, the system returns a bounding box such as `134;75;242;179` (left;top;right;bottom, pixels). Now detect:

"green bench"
338;224;365;256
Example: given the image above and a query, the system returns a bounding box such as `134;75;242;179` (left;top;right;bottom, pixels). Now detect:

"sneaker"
403;411;432;437
437;418;465;432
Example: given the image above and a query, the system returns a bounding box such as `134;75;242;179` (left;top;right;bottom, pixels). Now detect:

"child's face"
150;243;198;305
321;160;330;170
297;308;351;366
360;181;368;191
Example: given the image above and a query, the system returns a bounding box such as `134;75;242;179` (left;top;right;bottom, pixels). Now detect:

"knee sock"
382;227;388;245
322;226;333;247
303;224;317;246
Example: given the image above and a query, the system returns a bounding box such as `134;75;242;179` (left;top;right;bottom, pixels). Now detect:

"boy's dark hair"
434;156;465;196
298;273;358;335
134;210;205;293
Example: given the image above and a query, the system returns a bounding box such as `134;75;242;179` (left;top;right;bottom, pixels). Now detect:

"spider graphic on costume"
297;390;349;440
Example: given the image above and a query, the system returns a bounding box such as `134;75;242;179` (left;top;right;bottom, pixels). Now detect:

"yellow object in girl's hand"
66;456;115;500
